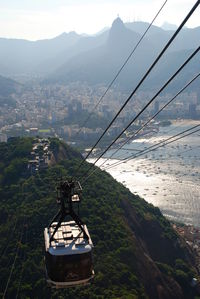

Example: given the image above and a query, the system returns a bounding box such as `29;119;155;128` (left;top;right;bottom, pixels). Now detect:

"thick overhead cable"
97;71;200;168
77;0;200;172
82;124;200;183
118;143;200;174
103;124;200;171
80;44;200;180
75;0;168;136
89;45;200;166
168;144;200;157
85;120;200;180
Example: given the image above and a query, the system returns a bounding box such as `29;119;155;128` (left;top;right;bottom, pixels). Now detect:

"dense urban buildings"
1;82;199;146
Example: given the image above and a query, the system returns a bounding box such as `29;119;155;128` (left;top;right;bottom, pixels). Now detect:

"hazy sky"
0;0;199;40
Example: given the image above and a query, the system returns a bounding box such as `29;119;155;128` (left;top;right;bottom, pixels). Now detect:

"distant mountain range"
46;18;156;89
0;31;81;75
45;18;200;92
0;18;199;92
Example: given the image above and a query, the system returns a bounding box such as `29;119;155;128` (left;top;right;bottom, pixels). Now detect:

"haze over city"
0;0;200;40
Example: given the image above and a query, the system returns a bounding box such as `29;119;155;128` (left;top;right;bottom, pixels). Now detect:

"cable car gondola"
44;179;94;288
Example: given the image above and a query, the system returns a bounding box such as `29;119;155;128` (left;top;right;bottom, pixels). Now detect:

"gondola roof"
44;221;93;256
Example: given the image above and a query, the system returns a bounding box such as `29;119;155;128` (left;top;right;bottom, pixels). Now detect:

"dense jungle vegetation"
0;137;199;299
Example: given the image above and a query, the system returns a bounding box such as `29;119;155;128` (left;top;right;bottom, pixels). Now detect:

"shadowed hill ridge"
0;75;20;97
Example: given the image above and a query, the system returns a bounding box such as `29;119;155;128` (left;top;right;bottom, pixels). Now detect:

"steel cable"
76;0;200;174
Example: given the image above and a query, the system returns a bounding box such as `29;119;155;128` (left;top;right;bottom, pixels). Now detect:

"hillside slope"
0;137;199;299
0;75;20;96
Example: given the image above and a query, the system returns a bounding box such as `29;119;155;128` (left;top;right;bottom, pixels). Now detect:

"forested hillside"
0;137;199;299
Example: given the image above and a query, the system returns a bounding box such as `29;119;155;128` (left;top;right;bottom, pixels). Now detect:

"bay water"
89;120;200;227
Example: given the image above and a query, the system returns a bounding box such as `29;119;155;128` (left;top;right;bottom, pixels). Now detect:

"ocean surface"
89;120;200;227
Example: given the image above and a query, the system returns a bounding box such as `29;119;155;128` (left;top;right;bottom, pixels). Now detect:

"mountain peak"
108;17;139;49
109;17;127;43
111;17;125;31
